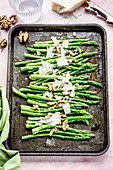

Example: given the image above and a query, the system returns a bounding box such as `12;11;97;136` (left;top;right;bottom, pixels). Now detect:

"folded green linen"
0;86;21;170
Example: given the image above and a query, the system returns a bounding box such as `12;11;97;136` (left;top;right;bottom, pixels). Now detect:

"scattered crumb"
73;9;82;18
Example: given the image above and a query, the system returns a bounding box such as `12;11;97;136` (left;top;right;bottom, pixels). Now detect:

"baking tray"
6;24;109;156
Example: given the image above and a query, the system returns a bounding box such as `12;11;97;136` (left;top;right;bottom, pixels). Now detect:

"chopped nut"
57;71;61;75
61;114;67;118
59;81;65;88
52;127;58;131
55;112;61;115
35;122;42;126
48;84;55;91
9;15;18;24
33;105;39;110
18;31;28;43
63;96;69;100
1;19;11;29
56;100;67;107
65;49;69;53
47;102;56;106
0;38;7;47
48;107;55;110
62;91;70;95
45;114;52;119
69;50;75;56
67;59;73;63
73;32;76;37
74;83;79;87
36;50;41;56
56;47;61;54
63;120;68;131
49;130;53;136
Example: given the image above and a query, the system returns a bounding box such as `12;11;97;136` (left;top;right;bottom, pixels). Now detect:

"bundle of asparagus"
13;36;102;143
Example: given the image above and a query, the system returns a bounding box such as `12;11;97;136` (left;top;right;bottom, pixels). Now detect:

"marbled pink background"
0;0;113;169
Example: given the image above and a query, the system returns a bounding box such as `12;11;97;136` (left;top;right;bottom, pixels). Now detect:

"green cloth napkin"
0;86;21;170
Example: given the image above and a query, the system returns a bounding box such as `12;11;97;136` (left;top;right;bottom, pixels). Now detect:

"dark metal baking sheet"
6;24;109;156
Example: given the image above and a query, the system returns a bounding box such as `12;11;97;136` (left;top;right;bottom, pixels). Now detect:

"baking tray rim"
6;23;109;156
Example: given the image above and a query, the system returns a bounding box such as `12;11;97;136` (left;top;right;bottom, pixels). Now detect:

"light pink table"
0;0;113;169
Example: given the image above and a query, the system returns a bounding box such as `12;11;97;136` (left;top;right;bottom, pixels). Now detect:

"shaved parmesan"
70;86;75;97
62;40;68;48
63;103;70;114
62;82;73;91
39;61;54;75
51;36;59;46
57;47;68;66
43;91;53;99
46;46;53;58
46;138;55;146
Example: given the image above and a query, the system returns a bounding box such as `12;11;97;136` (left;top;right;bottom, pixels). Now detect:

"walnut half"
18;31;28;43
0;38;7;47
9;15;18;24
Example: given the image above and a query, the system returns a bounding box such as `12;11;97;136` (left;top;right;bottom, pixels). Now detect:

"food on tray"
13;35;102;143
52;0;86;13
18;31;28;43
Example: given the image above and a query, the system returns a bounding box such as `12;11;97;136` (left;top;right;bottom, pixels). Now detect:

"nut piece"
35;122;42;126
62;120;68;131
62;91;70;95
73;32;76;37
33;105;39;110
19;31;28;43
9;15;18;24
73;83;79;87
47;102;56;106
0;38;7;47
36;50;41;56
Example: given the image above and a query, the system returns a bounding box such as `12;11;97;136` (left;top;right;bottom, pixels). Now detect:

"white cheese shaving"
39;61;54;75
62;40;68;48
63;103;70;114
56;47;68;66
46;138;55;146
51;36;59;46
62;82;73;91
43;91;53;99
58;72;70;83
46;46;53;58
53;79;62;88
54;95;63;100
47;114;61;126
73;9;82;18
38;66;48;75
70;86;75;97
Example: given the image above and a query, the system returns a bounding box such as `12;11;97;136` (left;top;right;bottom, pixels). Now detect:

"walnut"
0;19;11;29
74;83;79;87
0;38;7;47
62;120;68;131
45;114;52;119
73;32;76;37
9;15;18;24
18;31;28;43
33;105;39;110
62;91;70;95
35;122;42;126
36;50;41;56
48;84;55;91
47;102;56;106
56;47;61;54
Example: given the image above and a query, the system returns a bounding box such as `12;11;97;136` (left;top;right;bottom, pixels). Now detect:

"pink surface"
0;0;113;169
